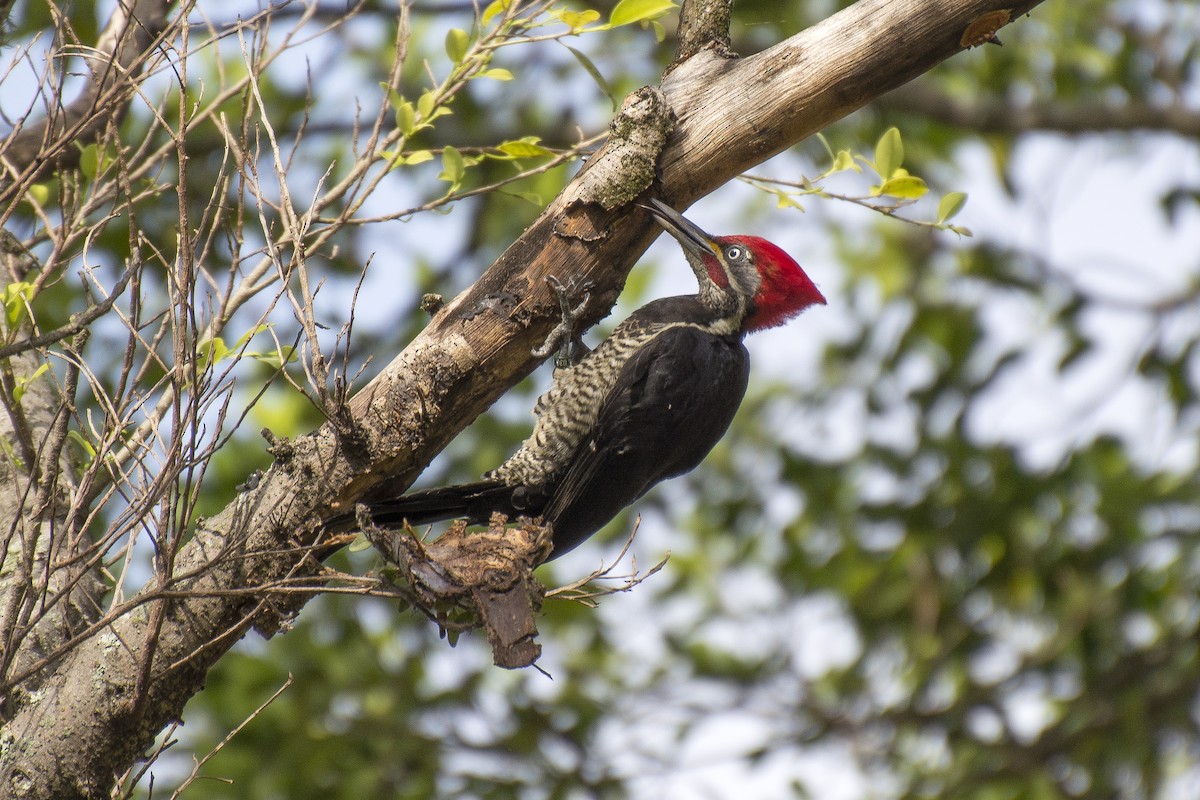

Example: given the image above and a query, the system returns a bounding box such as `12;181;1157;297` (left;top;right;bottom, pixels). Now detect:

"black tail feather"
326;479;519;533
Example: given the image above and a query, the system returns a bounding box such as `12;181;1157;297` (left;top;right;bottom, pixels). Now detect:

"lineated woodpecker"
336;199;826;558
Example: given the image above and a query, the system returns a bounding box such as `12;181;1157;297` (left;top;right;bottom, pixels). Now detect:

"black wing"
543;325;750;556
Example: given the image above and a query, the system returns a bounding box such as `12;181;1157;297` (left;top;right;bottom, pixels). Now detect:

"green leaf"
609;0;678;28
830;149;860;174
874;126;904;179
416;91;438;120
497;137;553;159
439;146;465;185
382;83;403;110
252;345;297;369
937;191;968;223
67;429;96;463
79;142;116;180
394;98;416;136
25;183;50;206
875;175;928;199
79;144;99;180
2;281;34;330
234;324;270;352
565;46;616;110
0;436;25;473
207;336;230;365
382;148;441;168
479;68;513;81
554;8;601;31
481;0;510;25
445;28;470;64
12;363;49;404
775;191;804;210
816;132;836;163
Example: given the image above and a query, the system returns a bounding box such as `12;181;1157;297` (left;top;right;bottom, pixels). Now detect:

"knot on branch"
556;86;675;241
363;512;553;668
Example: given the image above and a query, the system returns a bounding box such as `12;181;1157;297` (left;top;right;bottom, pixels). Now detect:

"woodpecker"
338;199;826;558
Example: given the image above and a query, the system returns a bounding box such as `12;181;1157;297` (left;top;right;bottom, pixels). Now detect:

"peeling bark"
364;514;552;670
555;85;675;241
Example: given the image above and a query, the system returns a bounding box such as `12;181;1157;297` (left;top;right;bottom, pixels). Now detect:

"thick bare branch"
657;1;1043;202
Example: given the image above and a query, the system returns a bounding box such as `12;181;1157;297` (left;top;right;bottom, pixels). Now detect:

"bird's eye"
725;246;744;261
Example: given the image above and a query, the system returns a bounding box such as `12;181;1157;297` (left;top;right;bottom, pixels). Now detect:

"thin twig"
169;675;296;799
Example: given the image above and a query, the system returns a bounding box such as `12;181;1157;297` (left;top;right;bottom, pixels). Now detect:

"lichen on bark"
555;86;675;242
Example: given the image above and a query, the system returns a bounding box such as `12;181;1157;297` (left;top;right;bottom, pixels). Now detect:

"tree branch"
879;80;1200;137
0;0;171;184
0;1;1048;797
656;1;1042;202
673;0;735;64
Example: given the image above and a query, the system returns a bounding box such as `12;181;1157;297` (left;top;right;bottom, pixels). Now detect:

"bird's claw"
532;275;594;367
546;275;593;324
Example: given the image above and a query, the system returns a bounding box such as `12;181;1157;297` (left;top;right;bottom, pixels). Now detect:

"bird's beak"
642;198;721;260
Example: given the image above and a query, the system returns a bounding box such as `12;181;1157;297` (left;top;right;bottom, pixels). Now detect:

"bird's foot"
532;274;593;367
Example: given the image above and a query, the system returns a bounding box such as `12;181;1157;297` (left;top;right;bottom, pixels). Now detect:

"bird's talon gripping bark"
532;275;593;366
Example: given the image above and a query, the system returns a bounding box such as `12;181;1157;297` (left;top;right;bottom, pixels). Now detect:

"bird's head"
643;198;826;331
